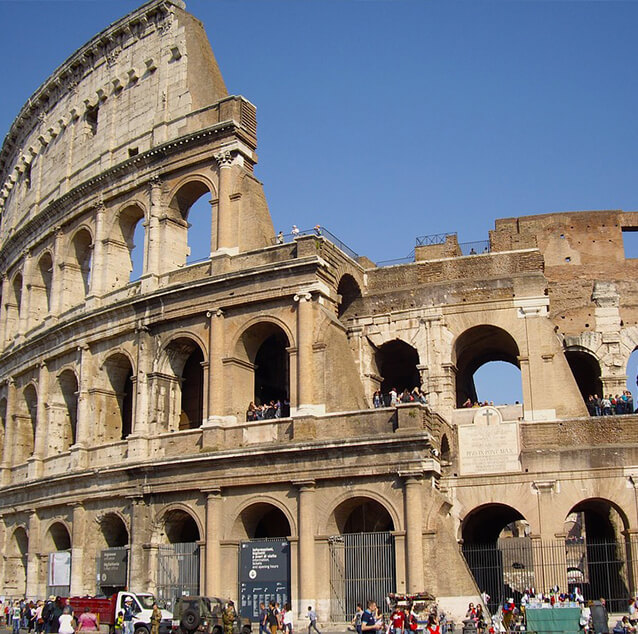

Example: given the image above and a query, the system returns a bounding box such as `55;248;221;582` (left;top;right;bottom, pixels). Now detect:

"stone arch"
6;526;28;598
453;325;522;407
31;250;53;322
102;353;135;441
460;502;529;545
154;504;203;544
68;226;93;303
43;520;72;552
232;319;291;413
110;202;147;286
54;368;78;452
336;273;362;319
564;347;604;404
96;511;130;548
6;271;23;338
565;498;632;611
323;490;401;535
229;498;295;540
166;176;218;268
16;383;37;463
374;338;420;401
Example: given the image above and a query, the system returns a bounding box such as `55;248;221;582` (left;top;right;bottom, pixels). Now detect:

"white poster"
48;551;71;587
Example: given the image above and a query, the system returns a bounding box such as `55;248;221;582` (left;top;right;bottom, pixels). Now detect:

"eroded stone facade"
1;0;638;622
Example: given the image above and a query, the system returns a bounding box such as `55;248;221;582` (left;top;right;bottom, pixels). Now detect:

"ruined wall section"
0;0;228;240
490;210;638;335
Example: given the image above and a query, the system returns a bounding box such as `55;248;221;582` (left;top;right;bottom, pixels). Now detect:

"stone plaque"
457;406;521;475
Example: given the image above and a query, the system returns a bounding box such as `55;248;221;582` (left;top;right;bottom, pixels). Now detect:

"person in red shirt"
391;609;404;634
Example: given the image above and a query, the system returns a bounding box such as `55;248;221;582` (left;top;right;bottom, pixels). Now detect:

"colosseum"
1;0;638;623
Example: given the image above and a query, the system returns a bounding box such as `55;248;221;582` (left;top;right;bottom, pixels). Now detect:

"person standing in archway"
591;599;609;634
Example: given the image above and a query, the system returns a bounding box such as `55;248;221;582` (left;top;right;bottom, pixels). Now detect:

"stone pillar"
70;503;86;595
294;292;315;414
1;378;16;483
17;251;31;338
26;510;41;599
403;474;425;592
208;309;225;419
0;275;9;345
128;496;149;590
128;326;151;460
214;151;235;254
145;543;160;595
49;227;63;318
142;176;162;289
296;480;316;617
30;362;49;478
90;200;106;298
204;489;222;596
0;515;7;597
71;345;91;469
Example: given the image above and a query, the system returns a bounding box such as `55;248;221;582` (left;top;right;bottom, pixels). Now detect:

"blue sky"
1;0;638;404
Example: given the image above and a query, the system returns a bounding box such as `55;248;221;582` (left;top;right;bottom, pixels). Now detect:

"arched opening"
6;527;28;598
57;369;78;450
8;272;23;338
97;513;129;596
375;339;420;403
454;325;521;407
328;497;396;622
72;228;93;297
32;252;53;322
118;205;146;283
44;522;72;596
167;181;213;268
235;322;290;417
234;503;292;539
461;504;530;613
16;384;37;463
12;272;22;315
104;354;134;441
180;347;204;430
565;499;631;610
157;509;201;601
473;361;522;406
440;433;451;464
565;348;603;405
337;274;362;319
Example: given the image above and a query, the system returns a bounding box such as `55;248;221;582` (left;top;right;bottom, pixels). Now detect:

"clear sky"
1;0;637;404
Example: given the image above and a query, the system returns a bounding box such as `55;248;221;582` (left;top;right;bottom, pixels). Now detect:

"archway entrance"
237;504;292;621
328;497;396;621
461;504;531;614
564;500;632;611
45;522;72;597
565;349;603;404
5;527;28;598
454;326;521;407
375;340;420;403
156;509;201;603
97;513;129;596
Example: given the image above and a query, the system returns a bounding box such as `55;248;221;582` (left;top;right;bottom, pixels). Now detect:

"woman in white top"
58;612;75;634
282;603;293;634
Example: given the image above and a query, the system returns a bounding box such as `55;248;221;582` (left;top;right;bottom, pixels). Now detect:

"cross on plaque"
482;409;494;425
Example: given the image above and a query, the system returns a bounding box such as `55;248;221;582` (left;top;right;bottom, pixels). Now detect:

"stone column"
71;345;91;469
294;292;314;413
403;474;425;592
30;362;49;478
89;200;106;298
17;251;32;338
204;489;222;596
1;378;16;484
214;151;235;254
142;176;163;289
128;496;149;590
26;510;41;599
0;275;9;345
0;514;7;597
49;227;63;318
296;480;316;617
128;326;151;460
70;503;86;595
208;309;225;419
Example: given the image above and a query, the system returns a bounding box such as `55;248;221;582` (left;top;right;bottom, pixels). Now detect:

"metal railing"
462;537;635;614
460;240;491;255
415;232;457;246
271;227;359;261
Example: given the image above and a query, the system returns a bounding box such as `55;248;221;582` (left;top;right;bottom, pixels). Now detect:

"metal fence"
415;232;456;246
156;542;200;605
271;227;359;261
329;532;396;621
462;538;635;614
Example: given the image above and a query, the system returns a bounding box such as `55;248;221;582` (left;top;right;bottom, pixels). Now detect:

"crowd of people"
351;598;451;634
587;392;635;416
0;597;100;634
246;400;290;421
258;601;321;634
373;387;428;408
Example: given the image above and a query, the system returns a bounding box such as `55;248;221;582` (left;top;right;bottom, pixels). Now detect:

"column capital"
532;480;557;494
214;150;235;168
202;487;222;498
207;308;224;319
293;291;312;303
149;173;163;188
398;471;424;484
293;479;316;491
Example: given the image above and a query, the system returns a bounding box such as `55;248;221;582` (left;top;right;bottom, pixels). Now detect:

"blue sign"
239;541;290;620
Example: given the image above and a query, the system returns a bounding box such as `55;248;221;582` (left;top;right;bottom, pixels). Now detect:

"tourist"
12;601;21;634
390;606;404;634
291;225;300;237
276;231;284;244
425;615;440;634
123;597;135;634
266;601;279;634
360;602;382;632
259;603;269;634
57;609;74;634
373;390;382;408
77;607;99;633
351;604;363;634
282;603;293;634
306;606;321;634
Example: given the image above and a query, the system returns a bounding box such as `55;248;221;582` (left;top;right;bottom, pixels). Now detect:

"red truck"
68;591;172;634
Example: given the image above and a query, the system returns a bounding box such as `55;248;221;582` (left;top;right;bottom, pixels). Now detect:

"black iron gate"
462;538;634;614
329;532;396;622
156;542;200;604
